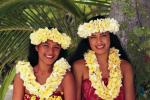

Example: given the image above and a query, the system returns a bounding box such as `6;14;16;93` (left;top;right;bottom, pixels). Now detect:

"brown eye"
42;43;49;48
101;33;107;37
53;45;60;50
90;35;96;38
54;46;59;49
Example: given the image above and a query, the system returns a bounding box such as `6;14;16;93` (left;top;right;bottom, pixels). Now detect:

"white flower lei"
15;58;70;99
30;28;71;49
84;48;122;100
77;18;120;38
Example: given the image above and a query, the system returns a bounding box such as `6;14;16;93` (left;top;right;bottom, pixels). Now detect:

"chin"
44;61;53;65
95;51;106;55
45;58;56;65
93;48;109;55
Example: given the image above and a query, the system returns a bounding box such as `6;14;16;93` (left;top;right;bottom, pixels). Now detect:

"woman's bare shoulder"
73;59;85;68
120;60;133;76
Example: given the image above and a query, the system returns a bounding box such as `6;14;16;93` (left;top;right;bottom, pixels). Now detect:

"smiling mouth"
96;44;105;49
46;55;54;59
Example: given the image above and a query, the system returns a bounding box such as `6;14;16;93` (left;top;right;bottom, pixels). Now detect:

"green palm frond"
0;29;31;71
0;0;84;71
75;0;111;19
0;0;83;18
0;67;16;100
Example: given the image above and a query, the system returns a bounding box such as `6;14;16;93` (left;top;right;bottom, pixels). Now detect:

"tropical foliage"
116;0;150;98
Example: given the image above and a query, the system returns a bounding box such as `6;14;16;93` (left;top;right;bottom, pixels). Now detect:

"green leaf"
0;67;16;100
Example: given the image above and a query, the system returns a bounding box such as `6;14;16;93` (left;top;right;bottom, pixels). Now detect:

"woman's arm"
63;71;76;100
12;74;24;100
121;60;135;100
72;60;84;100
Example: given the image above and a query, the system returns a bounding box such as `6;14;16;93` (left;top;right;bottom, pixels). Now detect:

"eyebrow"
52;43;61;47
100;33;106;35
42;42;48;44
54;44;60;47
91;33;97;36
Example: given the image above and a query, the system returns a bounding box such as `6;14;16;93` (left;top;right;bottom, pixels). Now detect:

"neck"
96;52;109;68
36;61;52;74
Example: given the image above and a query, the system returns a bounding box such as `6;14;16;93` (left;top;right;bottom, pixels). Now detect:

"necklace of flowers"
84;48;122;100
15;58;70;99
30;95;63;100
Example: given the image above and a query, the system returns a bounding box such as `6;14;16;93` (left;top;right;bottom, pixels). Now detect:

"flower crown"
30;27;71;49
77;18;120;38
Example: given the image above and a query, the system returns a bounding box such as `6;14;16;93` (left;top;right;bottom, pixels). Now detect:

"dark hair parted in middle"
28;44;67;67
69;15;130;65
28;26;68;67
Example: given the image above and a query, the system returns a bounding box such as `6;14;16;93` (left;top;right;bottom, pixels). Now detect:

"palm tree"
0;0;111;99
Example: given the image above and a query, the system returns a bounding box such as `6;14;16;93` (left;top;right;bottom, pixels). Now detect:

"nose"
96;35;102;43
47;46;54;55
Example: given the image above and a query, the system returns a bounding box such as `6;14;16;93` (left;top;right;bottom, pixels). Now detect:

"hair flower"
30;27;71;49
77;18;120;38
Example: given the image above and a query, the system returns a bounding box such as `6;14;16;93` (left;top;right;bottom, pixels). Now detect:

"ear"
35;46;38;52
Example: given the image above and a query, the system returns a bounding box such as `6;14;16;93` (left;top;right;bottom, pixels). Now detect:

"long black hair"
28;27;68;67
28;44;67;67
69;15;130;65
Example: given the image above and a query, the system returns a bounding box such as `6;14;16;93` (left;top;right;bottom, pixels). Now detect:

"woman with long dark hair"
71;16;135;100
13;27;75;100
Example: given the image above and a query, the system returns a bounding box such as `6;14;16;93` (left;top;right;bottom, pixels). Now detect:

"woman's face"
88;32;110;55
36;40;61;65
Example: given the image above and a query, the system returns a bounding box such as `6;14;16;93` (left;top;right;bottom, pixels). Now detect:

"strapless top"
81;78;125;100
24;91;64;100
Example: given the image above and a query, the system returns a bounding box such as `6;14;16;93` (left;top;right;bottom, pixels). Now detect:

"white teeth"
46;55;53;59
96;45;104;49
